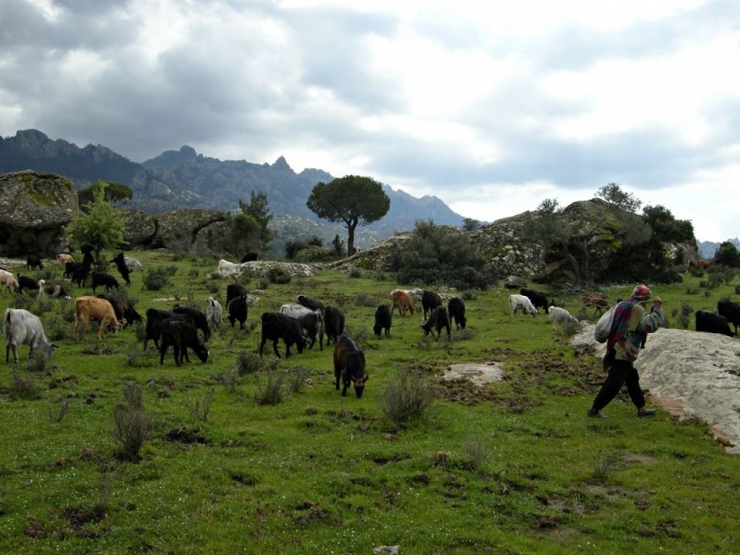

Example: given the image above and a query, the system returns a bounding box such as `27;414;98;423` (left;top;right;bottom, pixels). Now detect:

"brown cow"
391;289;415;317
56;253;75;266
73;296;123;340
333;334;368;398
581;292;610;315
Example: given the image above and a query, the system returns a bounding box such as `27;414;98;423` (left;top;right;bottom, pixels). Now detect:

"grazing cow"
241;252;258;263
144;308;176;350
91;272;120;294
159;319;209;366
218;259;243;278
56;253;74;266
226;283;248;306
173;305;211;341
227;295;248;330
333;334;368;398
17;275;40;295
298;310;324;350
509;294;538;317
582;292;610;315
205;297;223;330
324;305;345;346
26;254;43;271
72;296;122;340
297;294;325;313
447;297;467;330
259;312;306;358
520;288;549;312
717;300;740;335
373;304;392;337
97;295;141;329
0;269;19;293
3;308;55;363
421;290;443;320
696;310;736;337
109;253;132;286
548;306;579;325
280;303;315;319
391;289;415;317
71;265;91;287
421;305;451;340
124;256;143;271
38;280;71;300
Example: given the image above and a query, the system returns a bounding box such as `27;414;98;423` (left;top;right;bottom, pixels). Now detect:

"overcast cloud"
2;0;738;241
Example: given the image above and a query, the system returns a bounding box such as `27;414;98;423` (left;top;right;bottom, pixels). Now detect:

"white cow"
3;308;55;363
279;303;315;319
547;306;579;325
124;257;143;271
217;259;243;278
0;269;19;293
509;294;538;317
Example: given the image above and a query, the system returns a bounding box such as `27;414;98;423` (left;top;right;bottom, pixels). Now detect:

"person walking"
588;285;665;419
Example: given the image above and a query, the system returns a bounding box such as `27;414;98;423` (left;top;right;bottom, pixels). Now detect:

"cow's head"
353;374;369;398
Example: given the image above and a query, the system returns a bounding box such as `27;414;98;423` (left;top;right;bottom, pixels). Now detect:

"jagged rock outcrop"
150;209;229;251
121;209;156;247
0;170;79;254
571;325;740;454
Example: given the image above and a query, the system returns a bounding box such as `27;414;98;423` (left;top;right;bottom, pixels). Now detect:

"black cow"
259;312;306;358
324;305;345;345
144;308;176;350
159;319;209;366
97;295;142;329
421;290;442;320
297;294;325;313
110;252;131;287
298;310;324;350
241;252;258;263
696;310;736;337
227;295;248;330
421;305;451;340
173;305;211;341
718;300;740;335
226;283;248;307
17;274;40;295
373;304;392;337
26;255;43;271
520;288;549;312
447;297;467;330
72;265;91;288
91;272;120;294
333;334;368;398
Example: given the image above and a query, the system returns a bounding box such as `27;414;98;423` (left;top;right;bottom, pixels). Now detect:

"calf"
298;310;324;350
97;295;141;329
422;290;442;320
509;294;538;317
373;304;392;337
26;254;44;271
391;289;415;317
421;305;451;340
324;305;345;346
582;292;610;316
205;297;223;330
110;252;132;286
696;310;736;337
17;275;40;295
218;259;243;278
38;280;71;300
0;269;19;293
3;308;55;363
297;294;325;313
227;295;248;330
56;253;74;266
159;319;209;366
72;265;91;287
447;297;467;330
259;312;306;358
173;305;211;341
91;272;120;294
226;283;248;306
717;300;740;335
548;306;579;325
520;288;549;312
73;296;123;340
333;334;368;398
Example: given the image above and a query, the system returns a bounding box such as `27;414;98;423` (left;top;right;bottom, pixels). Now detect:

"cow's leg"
272;339;281;358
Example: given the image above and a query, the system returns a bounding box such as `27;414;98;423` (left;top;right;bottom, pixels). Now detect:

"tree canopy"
234;191;275;254
306;175;390;256
66;183;127;264
78;181;133;210
596;183;642;213
713;241;740;267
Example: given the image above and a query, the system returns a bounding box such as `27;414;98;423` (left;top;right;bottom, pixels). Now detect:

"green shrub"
254;359;285;405
113;381;153;462
286;366;310;395
143;268;171;291
237;352;263;376
185;388;215;424
378;367;437;426
10;366;41;400
48;396;70;423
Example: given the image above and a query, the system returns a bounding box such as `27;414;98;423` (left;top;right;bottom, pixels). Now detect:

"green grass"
0;251;739;554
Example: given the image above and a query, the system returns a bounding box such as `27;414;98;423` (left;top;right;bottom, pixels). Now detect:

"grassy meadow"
0;250;739;554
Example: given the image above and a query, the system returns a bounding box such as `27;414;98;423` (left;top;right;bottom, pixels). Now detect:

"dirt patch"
443;362;504;386
163;428;209;444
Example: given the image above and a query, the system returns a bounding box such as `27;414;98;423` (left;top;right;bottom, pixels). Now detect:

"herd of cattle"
2;252;739;399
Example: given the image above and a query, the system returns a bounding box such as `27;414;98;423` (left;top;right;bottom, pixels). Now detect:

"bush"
48;396;70;423
143;268;171;291
10;367;41;400
285;240;307;260
253;359;285;405
378;367;437;426
185;388;215;424
267;268;291;285
286;366;310;394
237;352;263;376
113;381;153;462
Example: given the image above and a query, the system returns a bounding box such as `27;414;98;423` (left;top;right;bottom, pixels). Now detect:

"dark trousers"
592;352;645;411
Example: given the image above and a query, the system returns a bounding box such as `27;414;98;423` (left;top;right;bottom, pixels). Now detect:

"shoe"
588;409;608;418
637;408;656;417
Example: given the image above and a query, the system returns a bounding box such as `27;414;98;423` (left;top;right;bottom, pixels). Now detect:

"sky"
2;0;739;242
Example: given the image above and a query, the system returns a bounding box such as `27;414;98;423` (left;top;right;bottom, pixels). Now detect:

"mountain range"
0;129;464;239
